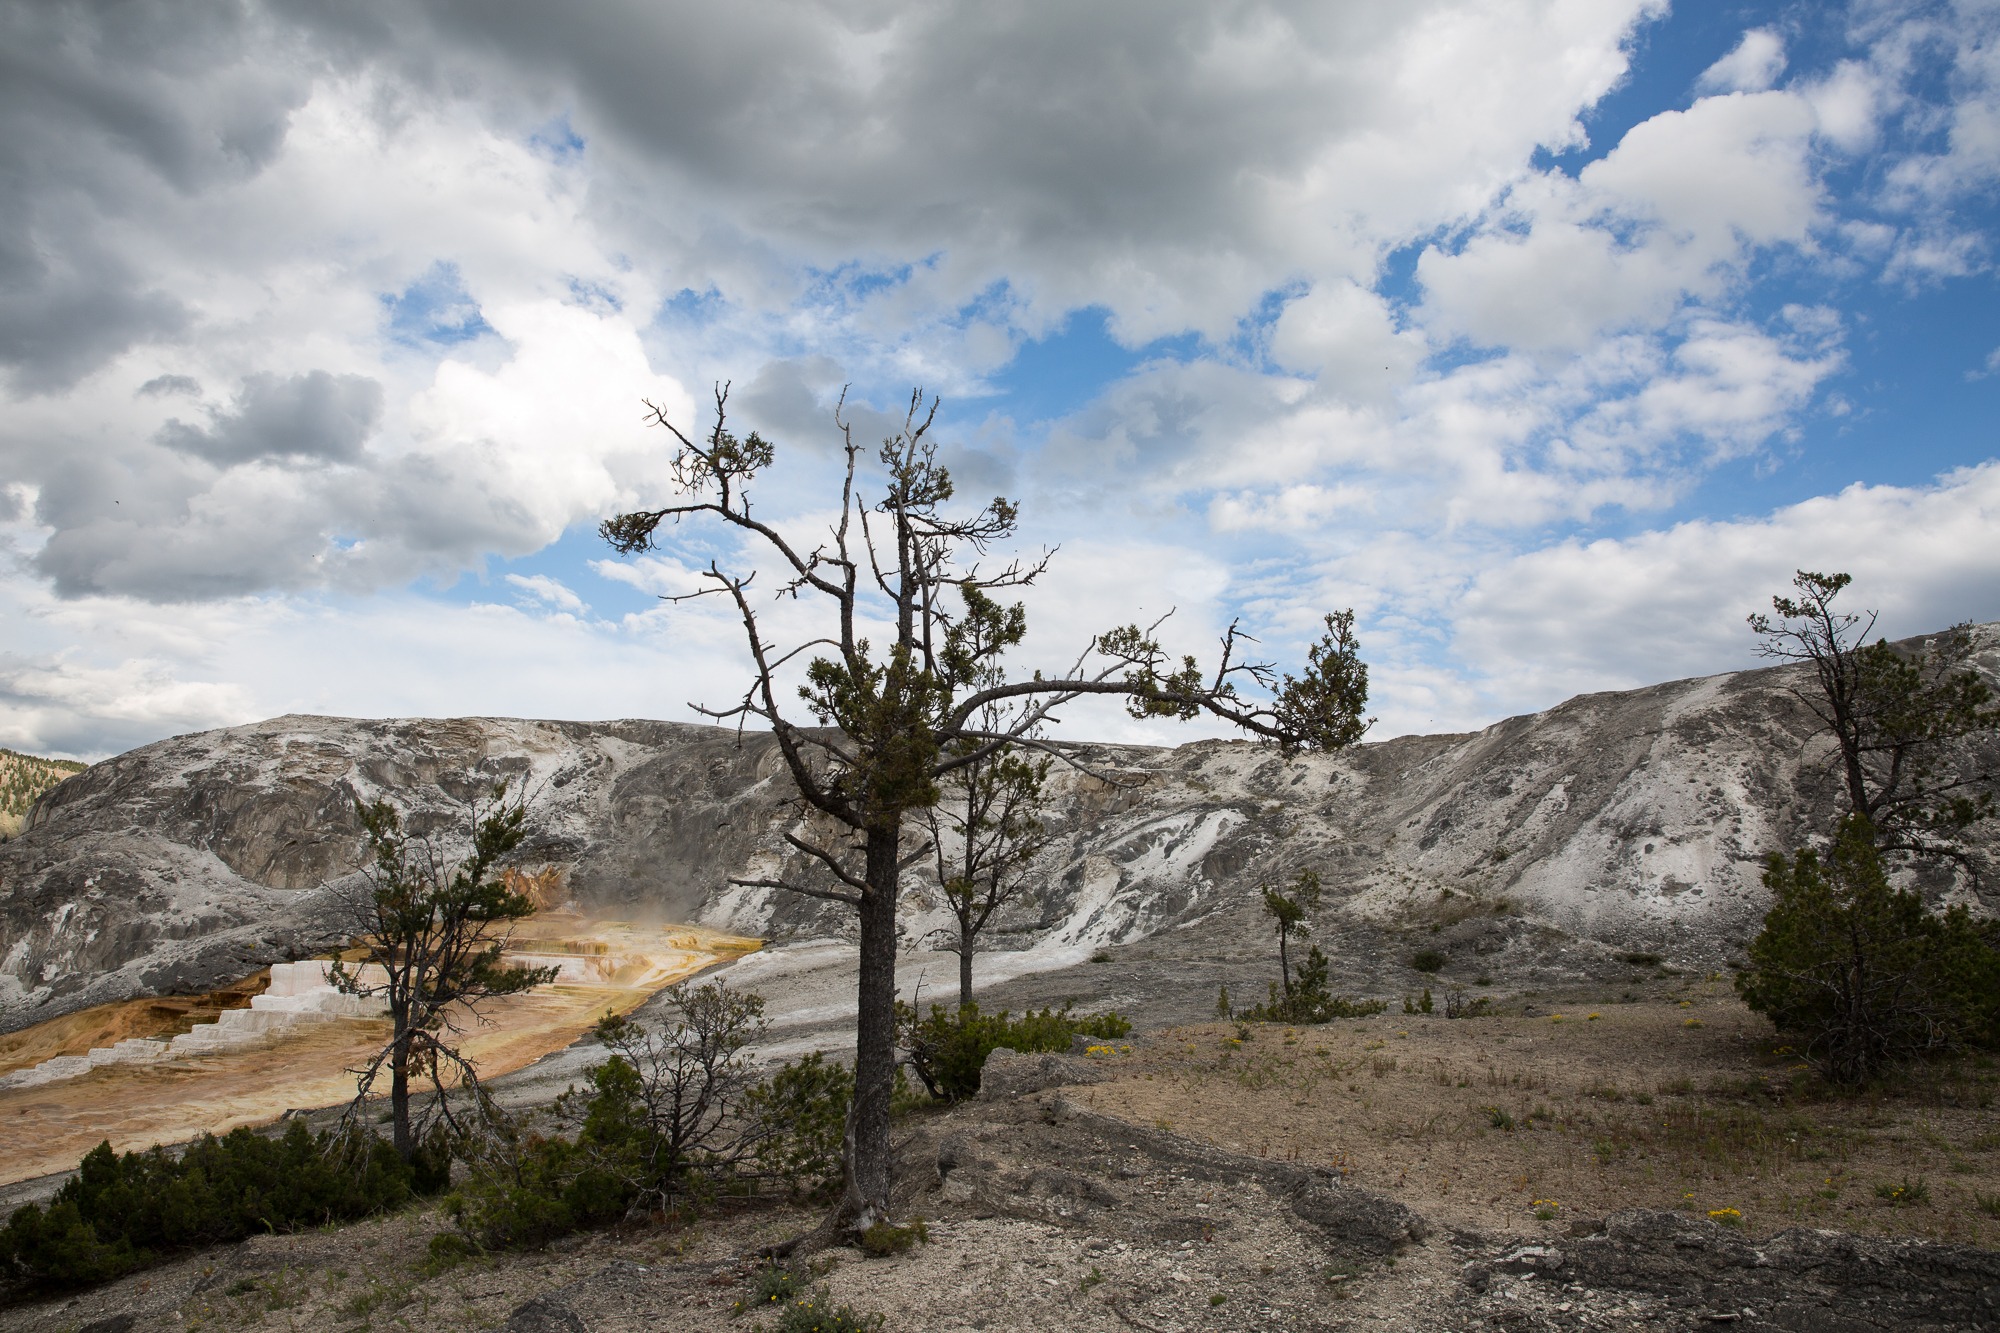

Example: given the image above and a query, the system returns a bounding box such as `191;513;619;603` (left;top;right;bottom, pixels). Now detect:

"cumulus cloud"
1267;281;1426;402
0;651;257;760
157;371;384;466
0;1;307;392
1419;90;1822;354
1698;29;1787;94
505;573;588;615
0;0;1993;762
137;374;202;398
282;0;1660;342
1449;461;2000;711
9;300;678;602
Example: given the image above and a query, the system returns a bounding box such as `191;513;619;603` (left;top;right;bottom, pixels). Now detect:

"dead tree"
601;384;1372;1240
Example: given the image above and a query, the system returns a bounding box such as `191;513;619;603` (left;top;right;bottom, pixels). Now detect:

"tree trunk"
1278;929;1292;998
842;822;901;1229
959;933;974;1009
389;1006;412;1161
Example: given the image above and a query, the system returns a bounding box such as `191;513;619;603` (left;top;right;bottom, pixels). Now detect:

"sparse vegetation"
899;1002;1130;1101
768;1292;886;1332
1240;944;1388;1023
733;1264;807;1316
446;983;854;1250
1073;994;2000;1253
1876;1177;1931;1207
1437;987;1486;1019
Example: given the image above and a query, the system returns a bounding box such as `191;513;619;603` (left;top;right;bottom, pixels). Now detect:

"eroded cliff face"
3;636;1994;1032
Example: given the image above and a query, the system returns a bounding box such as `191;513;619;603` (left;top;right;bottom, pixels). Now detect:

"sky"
2;0;1998;761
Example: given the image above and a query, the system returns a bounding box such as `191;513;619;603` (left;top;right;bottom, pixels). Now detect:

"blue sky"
1;0;1997;758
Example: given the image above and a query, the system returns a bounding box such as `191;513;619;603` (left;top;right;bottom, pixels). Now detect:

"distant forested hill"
0;750;85;841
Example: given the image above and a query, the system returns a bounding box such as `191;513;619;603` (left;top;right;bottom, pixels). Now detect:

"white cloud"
504;574;588;616
1267;280;1426;402
1803;59;1883;153
0;653;257;761
1447;461;2000;715
1698;29;1787;94
0;0;1994;767
1209;483;1375;534
1419;91;1822;355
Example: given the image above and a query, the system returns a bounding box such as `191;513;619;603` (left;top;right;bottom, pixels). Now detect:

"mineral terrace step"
2;970;391;1088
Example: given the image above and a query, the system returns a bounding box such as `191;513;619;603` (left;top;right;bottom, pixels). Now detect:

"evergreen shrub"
0;1123;435;1289
899;1003;1131;1101
1736;817;2000;1084
448;1046;858;1250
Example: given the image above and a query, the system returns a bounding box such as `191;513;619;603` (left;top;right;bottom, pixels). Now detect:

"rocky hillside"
2;632;1994;1032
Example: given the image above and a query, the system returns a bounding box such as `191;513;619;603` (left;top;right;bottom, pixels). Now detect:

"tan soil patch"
1075;990;2000;1248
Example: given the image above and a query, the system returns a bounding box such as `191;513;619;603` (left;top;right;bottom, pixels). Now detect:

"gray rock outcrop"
1466;1208;2000;1330
3;629;1994;1031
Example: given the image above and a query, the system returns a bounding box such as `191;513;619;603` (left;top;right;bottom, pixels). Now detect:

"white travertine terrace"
0;961;388;1090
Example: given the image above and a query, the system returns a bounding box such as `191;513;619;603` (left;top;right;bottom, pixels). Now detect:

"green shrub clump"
450;1051;854;1251
732;1263;807;1316
447;1059;646;1250
858;1217;928;1256
1409;948;1447;974
0;1123;437;1289
1736;816;2000;1084
743;1052;853;1199
899;1002;1131;1101
445;982;863;1254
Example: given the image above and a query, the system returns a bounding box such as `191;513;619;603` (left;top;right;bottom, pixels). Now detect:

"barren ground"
3;988;1997;1333
1078;994;2000;1249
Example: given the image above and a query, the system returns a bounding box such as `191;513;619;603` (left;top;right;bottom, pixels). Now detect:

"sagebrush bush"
899;1002;1131;1101
0;1123;436;1289
732;1264;807;1316
769;1293;885;1332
